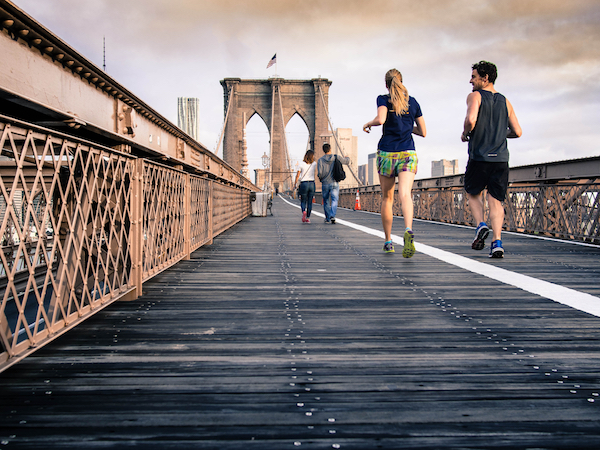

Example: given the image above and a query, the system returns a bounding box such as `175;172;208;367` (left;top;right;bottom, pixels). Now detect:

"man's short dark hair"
472;61;497;84
323;143;331;153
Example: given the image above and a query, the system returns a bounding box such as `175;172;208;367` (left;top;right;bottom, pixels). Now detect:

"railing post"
184;172;191;260
122;159;143;301
208;180;214;245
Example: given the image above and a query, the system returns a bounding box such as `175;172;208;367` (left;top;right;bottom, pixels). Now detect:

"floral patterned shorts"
377;150;418;177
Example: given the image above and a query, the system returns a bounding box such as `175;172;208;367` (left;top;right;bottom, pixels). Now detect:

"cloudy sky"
10;0;600;179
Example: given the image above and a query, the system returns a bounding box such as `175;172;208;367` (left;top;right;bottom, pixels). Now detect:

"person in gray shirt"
317;143;350;224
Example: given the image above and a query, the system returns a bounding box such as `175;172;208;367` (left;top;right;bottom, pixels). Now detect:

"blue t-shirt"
376;94;422;152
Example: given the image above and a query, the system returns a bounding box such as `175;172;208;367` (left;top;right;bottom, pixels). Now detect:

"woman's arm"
363;105;388;133
413;116;426;137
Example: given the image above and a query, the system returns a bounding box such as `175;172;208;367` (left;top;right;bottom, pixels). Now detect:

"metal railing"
339;178;600;244
0;118;252;371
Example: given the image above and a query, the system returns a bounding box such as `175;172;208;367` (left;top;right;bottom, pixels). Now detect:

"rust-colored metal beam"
0;0;257;192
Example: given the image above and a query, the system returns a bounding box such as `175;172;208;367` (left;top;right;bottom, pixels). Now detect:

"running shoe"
330;218;336;224
324;219;330;224
302;211;307;222
402;230;415;258
305;218;311;224
471;222;489;250
383;241;395;253
489;239;504;258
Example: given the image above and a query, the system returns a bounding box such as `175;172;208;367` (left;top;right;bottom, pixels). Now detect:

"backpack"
332;155;346;182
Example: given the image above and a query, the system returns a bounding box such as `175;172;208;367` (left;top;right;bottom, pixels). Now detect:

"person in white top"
294;150;316;223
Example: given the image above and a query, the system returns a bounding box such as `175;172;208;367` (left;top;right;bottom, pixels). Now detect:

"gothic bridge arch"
220;77;332;191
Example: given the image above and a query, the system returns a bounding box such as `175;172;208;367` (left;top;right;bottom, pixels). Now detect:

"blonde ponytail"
385;69;409;115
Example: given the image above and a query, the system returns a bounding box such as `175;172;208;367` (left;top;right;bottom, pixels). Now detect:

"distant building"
332;128;360;188
358;164;367;185
177;97;200;141
367;152;378;185
432;159;460;177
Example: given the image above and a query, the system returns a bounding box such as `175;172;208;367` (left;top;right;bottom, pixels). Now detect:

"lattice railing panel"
212;183;252;237
0;121;136;361
141;162;187;281
189;176;211;251
340;181;600;243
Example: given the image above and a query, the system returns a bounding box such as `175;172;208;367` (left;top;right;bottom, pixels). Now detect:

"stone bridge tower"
220;77;332;192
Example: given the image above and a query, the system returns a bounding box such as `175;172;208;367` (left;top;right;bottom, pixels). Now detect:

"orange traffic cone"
354;189;361;211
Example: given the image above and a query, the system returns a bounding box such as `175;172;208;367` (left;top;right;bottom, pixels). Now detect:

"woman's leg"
397;171;416;230
379;174;396;242
298;182;307;212
306;182;315;217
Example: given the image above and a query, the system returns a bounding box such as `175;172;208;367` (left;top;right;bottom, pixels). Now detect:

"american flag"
266;54;276;69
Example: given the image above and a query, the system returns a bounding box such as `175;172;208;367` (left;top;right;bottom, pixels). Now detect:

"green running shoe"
403;230;415;258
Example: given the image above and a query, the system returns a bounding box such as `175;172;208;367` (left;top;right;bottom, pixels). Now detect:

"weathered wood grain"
1;196;599;449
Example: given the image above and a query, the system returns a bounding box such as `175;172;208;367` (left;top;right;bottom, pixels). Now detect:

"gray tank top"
468;90;509;162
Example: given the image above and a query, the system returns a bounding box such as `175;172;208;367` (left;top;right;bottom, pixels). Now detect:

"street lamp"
261;152;270;192
261;152;270;169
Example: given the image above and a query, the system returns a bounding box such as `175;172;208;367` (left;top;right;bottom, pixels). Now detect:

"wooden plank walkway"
1;195;600;449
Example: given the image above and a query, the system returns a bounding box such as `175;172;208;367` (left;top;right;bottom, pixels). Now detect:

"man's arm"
461;92;481;142
341;156;350;165
506;98;522;138
317;159;325;181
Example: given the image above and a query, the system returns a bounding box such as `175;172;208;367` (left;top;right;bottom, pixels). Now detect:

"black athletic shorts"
464;160;509;201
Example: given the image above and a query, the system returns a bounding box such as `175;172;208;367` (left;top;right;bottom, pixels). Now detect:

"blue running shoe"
383;241;395;253
471;222;489;250
489;239;504;258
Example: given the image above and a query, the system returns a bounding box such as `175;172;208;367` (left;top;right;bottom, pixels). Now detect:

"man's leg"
467;190;490;250
467;191;485;225
322;183;332;221
330;185;340;221
487;193;504;241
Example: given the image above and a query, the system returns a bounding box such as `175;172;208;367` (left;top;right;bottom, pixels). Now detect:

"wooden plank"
1;196;599;449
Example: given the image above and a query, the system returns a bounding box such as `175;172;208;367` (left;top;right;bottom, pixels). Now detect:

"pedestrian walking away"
294;150;316;223
317;142;350;225
461;61;522;258
363;68;426;257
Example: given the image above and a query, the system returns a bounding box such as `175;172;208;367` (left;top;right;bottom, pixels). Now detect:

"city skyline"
11;0;600;180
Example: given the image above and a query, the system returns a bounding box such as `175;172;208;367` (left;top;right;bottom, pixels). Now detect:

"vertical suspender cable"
318;86;363;186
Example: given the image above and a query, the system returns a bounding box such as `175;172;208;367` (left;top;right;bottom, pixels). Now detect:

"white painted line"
278;195;600;317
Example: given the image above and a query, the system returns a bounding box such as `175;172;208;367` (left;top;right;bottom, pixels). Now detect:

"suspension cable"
317;86;363;186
